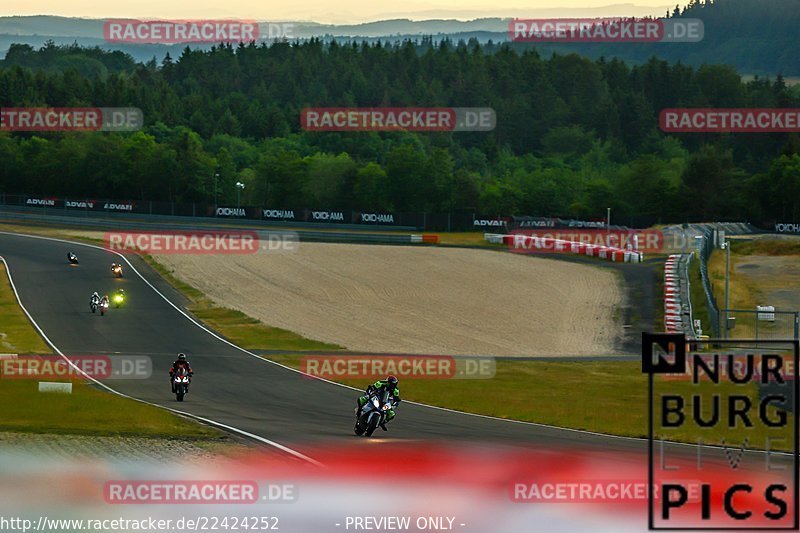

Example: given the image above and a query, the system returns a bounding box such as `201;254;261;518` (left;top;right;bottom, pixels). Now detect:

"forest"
1;23;799;225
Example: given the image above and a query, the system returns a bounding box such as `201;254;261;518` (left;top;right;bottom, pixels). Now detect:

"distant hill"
2;1;800;75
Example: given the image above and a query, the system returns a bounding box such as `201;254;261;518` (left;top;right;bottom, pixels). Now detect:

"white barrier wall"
663;254;690;334
484;233;644;263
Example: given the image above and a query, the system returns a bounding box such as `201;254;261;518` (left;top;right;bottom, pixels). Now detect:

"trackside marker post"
38;382;73;394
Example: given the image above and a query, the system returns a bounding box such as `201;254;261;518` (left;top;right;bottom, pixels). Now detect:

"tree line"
1;36;799;225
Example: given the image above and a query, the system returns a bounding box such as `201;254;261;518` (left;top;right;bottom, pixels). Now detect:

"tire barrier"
484;233;644;263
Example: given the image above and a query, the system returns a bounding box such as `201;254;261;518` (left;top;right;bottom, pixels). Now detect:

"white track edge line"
0;251;323;467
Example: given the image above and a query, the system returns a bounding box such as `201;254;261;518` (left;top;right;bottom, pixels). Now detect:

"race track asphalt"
0;231;789;471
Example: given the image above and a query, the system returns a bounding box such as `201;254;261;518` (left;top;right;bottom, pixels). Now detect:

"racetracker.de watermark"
103;19;294;44
300;108;496;132
0;108;143;132
104;481;296;504
511;479;702;503
104;230;298;255
301;355;496;380
661;108;800;133
509;17;703;42
0;354;152;380
508;229;664;253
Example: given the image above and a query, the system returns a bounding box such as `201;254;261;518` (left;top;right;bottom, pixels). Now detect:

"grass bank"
265;353;793;448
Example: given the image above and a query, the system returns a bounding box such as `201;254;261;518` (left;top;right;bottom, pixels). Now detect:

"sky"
2;1;674;24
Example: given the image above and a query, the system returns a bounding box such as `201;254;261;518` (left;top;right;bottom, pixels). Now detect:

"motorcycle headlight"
382;404;390;411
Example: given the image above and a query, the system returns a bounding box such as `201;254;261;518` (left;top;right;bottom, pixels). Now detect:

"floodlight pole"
724;241;730;339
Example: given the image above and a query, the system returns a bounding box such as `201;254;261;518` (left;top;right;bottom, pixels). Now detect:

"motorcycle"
112;291;125;308
111;264;123;278
67;252;79;265
354;389;394;437
172;368;190;402
99;299;109;316
90;298;99;313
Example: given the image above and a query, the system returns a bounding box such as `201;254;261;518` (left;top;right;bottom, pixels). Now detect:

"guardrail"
0;205;416;232
0;208;440;246
696;228;721;337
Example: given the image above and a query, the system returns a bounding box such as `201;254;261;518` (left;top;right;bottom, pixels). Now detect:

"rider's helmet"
386;375;398;390
178;353;187;363
92;291;99;297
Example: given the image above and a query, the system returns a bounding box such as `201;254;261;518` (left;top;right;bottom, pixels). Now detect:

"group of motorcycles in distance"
67;252;127;316
66;251;392;421
68;251;191;402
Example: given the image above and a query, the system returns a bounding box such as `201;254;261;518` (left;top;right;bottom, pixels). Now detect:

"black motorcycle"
354;389;395;437
67;252;79;265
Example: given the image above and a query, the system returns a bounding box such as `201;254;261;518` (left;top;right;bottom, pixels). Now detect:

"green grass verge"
141;255;343;351
0;380;221;438
707;239;800;310
0;263;51;354
730;239;800;256
0;261;222;439
269;353;646;432
265;353;794;450
437;232;501;246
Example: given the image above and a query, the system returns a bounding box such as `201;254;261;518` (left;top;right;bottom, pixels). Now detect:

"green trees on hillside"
1;38;798;224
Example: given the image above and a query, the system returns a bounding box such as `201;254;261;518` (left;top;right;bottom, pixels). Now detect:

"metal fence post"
724;240;730;339
754;313;759;343
794;313;800;340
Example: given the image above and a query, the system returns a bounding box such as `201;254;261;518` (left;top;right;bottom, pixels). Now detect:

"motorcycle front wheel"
364;415;379;437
